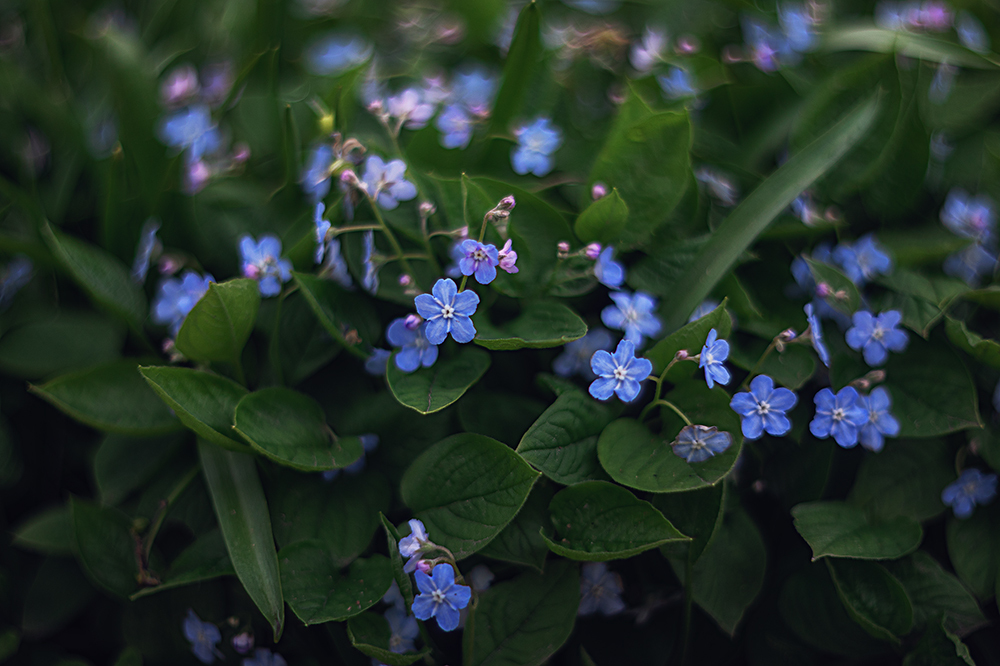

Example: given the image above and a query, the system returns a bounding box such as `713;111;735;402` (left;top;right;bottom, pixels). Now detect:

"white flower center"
703;351;714;364
755;400;770;416
473;248;487;262
441;304;455;319
613;366;628;381
432;589;446;605
622;306;640;325
390;635;404;650
871;325;885;341
832;407;845;422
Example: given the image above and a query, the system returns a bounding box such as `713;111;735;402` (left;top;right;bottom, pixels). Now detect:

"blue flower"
152;271;215;336
131;219;161;284
183;609;221;664
832;234;893;285
385;606;419;654
944;243;997;286
941;189;995;243
398;518;429;566
361;156;418;210
671;424;733;463
451;66;498;116
435;104;474;149
387;318;438;372
314;202;332;264
301;144;334;203
845;310;909;366
578;562;625;617
241;648;287;666
414;278;479;345
305;32;372;75
742;15;798;72
387;88;435;130
809;386;868;448
458;240;499;285
157;105;221;160
0;255;33;311
411;564;472;632
553;328;614;379
467;564;494;593
239;234;292;297
689;299;721;323
657;67;697;100
942;469;998;519
699;328;730;389
730;375;798;440
511;117;563;177
778;3;818;52
804;303;830;367
365;348;391;375
231;633;253;655
601;290;662;348
588;339;653;403
855;387;900;453
594;246;625;289
957;11;990;53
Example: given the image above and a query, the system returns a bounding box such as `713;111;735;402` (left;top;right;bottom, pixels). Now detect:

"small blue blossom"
578;562;625;617
778;3;818;52
630;26;668;72
436;104;474;149
305;32;373;75
601;291;662;348
957;11;990;53
855;387;900;453
458;240;499;285
942;469;998;519
742;15;799;72
804;303;830;367
553;328;614;379
414;278;479;345
699;328;731;389
594;246;625;289
810;387;868;448
944;243;997;286
365;348;391;375
399;518;430;573
411;564;472;632
157;105;221;160
385;606;419;654
362;230;379;293
730;375;798;440
0;255;33;311
832;234;893;285
239;235;292;297
467;564;494;593
183;609;222;664
671;424;733;463
791;192;824;225
387;318;438;373
361;156;418;210
387;88;435;130
314;203;332;264
241;648;287;666
131;219;161;284
689;299;721;323
302;144;334;203
152;271;215;336
941;189;996;243
451;66;498;115
657;67;697;100
588;339;653;403
845;310;909;366
511;117;563;177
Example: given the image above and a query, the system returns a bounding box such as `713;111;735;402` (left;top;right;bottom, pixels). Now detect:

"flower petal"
449;315;477;343
589;377;617;400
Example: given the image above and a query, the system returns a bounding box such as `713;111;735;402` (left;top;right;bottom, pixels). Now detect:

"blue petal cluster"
588;340;653;403
942;469;998;519
940;189;998;286
671;425;733;463
804;303;830;367
809;387;868;448
304;32;372;75
601;291;662;348
411;564;472;632
414;278;479;344
152;271;215;336
657;67;697;100
239;235;292;297
856;387;900;452
594;246;625;289
511;117;563;177
458;240;500;284
699;328;730;389
831;234;893;285
845;310;908;366
387;317;438;372
385;606;419;654
730;375;797;439
361;156;418;210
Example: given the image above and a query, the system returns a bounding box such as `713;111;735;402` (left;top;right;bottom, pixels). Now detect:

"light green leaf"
12;506;74;556
822;23;999;69
387;346;491;415
516;390;613;485
791;501;923;560
347;612;430;666
473;302;587;351
175;278;260;367
140;366;249;450
574;188;629;245
827;559;913;643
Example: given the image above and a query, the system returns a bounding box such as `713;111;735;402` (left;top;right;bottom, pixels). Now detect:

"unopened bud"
585;243;602;260
404;314;422;330
344;329;362;345
415;559;432;574
675;34;701;54
162;338;175;353
232;142;250;164
419;201;436;217
557;241;570;258
366;99;384;115
721;45;743;64
865;369;886;384
399;274;414;287
815;282;833;298
232;633;254;655
319;112;334;135
675;349;689;360
340;169;360;187
824;206;841;222
591;182;608;200
498;195;516;211
243;264;261;280
833;289;849;301
779;328;797;342
752;479;766;493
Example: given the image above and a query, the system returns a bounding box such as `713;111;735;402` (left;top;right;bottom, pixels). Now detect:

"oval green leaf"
791;500;923;561
70;497;138;598
827;559;914;643
574;188;629;245
645;299;731;374
473;302;587;351
347;612;430;666
806;257;861;315
387;346;490;415
480;482;554;572
487;1;541;135
175;278;260;365
140;366;249;450
13;506;74;556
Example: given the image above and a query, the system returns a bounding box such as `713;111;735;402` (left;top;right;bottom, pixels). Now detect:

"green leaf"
292;272;380;360
791;501;923;560
962;285;1000;311
946;510;1000;599
175;278;260;366
30;361;180;436
23;558;96;638
279;542;392;625
140;366;249;451
347;612;430;666
0;312;124;379
848;440;954;522
822;23;998;69
380;513;414;609
903;618;977;666
651;483;725;563
541;481;687;561
645;299;731;374
198;442;284;640
574;188;629;245
70;497;138;598
479;482;554;572
473;302;587;351
661;95;880;329
400;433;540;560
387;346;491;414
884;551;986;635
516;389;614;485
41;224;147;330
876;270;969;337
94;433;185;507
827;559;914;643
12;506;74;555
464;560;579;666
728;341;816;391
233;387;363;471
130;529;235;599
945;317;1000;369
487;1;541;135
806;258;861;315
459;390;547;447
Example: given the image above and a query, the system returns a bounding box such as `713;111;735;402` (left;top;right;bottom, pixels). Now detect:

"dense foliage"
2;0;1000;664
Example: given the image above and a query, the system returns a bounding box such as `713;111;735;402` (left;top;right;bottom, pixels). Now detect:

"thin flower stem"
330;223;381;235
740;338;779;390
366;194;416;281
640;399;693;426
458;275;469;292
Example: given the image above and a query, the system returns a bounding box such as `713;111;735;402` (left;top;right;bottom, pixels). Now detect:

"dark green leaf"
729;342;817;391
945;510;1000;599
480;482;554;572
12;506;74;556
473;302;587;351
791;501;923;560
651;483;725;563
884;551;986;635
827;559;914;643
848;440;954;522
131;529;235;599
387;346;491;415
574;188;629;245
347;612;429;666
380;513;414;609
806;258;861;315
945;317;1000;369
140;366;249;450
0;312;124;379
22;558;96;638
903;618;977;666
459;390;547;447
644;299;731;374
70;497;138;598
94;433;185;507
962;285;1000;311
292;272;380;359
175;278;260;366
487;1;541;135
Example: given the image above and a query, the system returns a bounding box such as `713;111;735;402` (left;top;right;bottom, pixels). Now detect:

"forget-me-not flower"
699;328;731;389
497;239;519;274
671;425;733;463
778;3;818;52
942;469;998;519
452;66;498;116
730;375;798;439
399;518;430;574
435;104;474;149
601;290;662;348
365;348;391;375
511;117;563;177
385;606;419;654
941;189;995;243
553;328;614;379
459;240;499;284
810;386;868;448
594;246;625;289
832;234;893;285
578;562;625;616
411;564;472;632
695;167;739;206
742;16;799;72
387;317;438;372
855;387;900;453
845;310;909;366
183;609;222;664
657;67;697;100
302;144;334;203
361;156;418;210
239;234;292;297
414;278;479;344
241;648;287;666
305;32;373;75
387;88;435;130
630;26;668;72
152;271;215;336
588;339;652;403
131;219;161;284
804;303;830;367
158;105;221;160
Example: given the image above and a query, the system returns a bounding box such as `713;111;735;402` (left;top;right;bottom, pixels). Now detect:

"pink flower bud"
243;264;261;279
675;349;689;360
675;35;700;54
591;182;608;200
815;282;833;298
399;274;414;287
419;201;436;216
499;195;516;211
557;241;570;254
404;314;422;329
184;160;211;194
231;142;251;163
584;243;602;260
415;559;432;574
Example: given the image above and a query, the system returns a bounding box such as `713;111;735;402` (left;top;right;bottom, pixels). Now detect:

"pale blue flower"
695;167;739;206
553;328;614;379
511;117;563;177
414;278;479;344
832;234;893;285
689;300;720;323
699;328;730;389
601;290;662;348
630;26;668;72
411;564;471;632
804;302;830;367
361;156;417;210
241;648;286;666
152;271;215;336
305;33;373;75
399;518;429;569
458;240;499;285
578;562;625;616
941;189;995;243
942;469;998;519
452;66;498;115
671;425;733;463
856;387;900;453
944;243;997;286
436;104;474;149
0;255;33;311
183;609;221;664
588;339;653;403
302;144;334;203
594;246;625;289
387;88;435;130
810;386;868;448
365;348;391;375
657;67;697;100
385;606;419;654
845;310;909;366
957;11;990;53
778;3;818;52
157;105;221;160
239;234;292;297
387;318;438;372
730;375;798;440
742;15;799;72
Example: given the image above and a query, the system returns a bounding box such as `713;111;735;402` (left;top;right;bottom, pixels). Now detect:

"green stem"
640;399;692;426
367;195;416;281
458;275;469;292
143;465;200;564
330;223;381;235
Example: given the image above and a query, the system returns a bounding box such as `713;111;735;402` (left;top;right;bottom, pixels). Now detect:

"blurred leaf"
12;507;74;556
806;258;861;315
70;497;138;598
0;312;124;379
574;189;629;245
387;346;491;415
884;552;986;635
848;440;954;522
791;501;923;560
903;618;976;666
292;273;380;360
458;390;547;447
827;559;913;643
473;301;587;351
488;1;542;135
94;433;185;507
22;558;96;638
175;279;260;367
140;366;249;450
945;317;1000;369
280;543;392;625
400;433;540;560
480;482;554;572
946;510;1000;599
822;24;999;69
645;299;731;374
131;529;234;599
347;612;429;666
962;285;1000;311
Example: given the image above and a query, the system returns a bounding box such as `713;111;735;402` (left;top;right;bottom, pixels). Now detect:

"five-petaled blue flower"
601;290;662;348
414;278;479;345
594;246;625;289
385;606;419;654
152;271;215;336
436;104;474;149
361;156;418;210
845;310;908;366
511;117;563;177
941;188;995;243
671;424;733;463
239;234;292;297
804;303;830;367
459;240;500;285
855;386;900;453
578;562;625;617
183;609;221;664
588;339;653;403
699;328;731;389
742;15;799;72
810;386;868;448
553;328;614;379
365;348;391;376
411;564;472;632
241;648;287;666
942;469;998;519
730;375;797;440
157;105;221;160
832;234;893;285
387;318;438;373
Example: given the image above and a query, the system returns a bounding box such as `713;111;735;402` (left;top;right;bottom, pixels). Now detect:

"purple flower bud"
158;255;182;275
184;160;211;194
499;195;516;210
416;559;432;574
399;274;414;286
557;241;570;254
591;182;608;200
676;349;689;360
161;64;200;107
232;142;250;163
419;201;436;216
585;243;603;260
404;314;422;329
340;169;360;188
675;34;700;54
498;239;519;274
815;282;833;298
232;633;254;655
